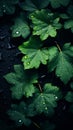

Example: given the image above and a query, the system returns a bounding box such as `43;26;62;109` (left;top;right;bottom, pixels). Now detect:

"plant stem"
33;121;40;129
55;41;62;52
38;83;43;93
56;43;62;52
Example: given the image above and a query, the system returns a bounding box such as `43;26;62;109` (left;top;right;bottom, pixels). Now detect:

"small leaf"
11;14;30;38
8;102;32;126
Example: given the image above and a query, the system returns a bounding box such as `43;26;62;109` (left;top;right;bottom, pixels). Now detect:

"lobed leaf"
29;9;62;40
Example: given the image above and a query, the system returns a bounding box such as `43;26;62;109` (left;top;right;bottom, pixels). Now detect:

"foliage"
47;43;73;84
19;0;50;12
4;65;38;99
0;0;73;129
19;36;49;69
11;13;30;38
29;9;62;40
0;0;19;16
29;83;61;116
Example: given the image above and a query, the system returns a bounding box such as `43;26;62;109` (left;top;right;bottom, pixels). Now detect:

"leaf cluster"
0;0;73;129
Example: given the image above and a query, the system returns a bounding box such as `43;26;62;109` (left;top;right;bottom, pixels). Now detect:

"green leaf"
0;0;19;16
19;36;49;69
31;83;60;116
49;0;70;8
20;0;50;12
8;102;32;126
4;65;38;99
29;9;62;40
64;20;73;33
11;14;30;38
48;43;73;84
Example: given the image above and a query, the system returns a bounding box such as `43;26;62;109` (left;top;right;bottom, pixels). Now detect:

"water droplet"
55;96;58;99
27;62;30;65
31;15;34;18
43;102;45;105
24;56;28;59
16;31;19;34
45;107;48;110
18;119;22;123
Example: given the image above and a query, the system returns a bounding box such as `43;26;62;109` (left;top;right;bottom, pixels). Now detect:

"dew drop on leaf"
16;31;19;34
27;62;30;65
18;119;22;123
43;102;45;105
45;107;48;110
24;56;28;59
55;96;58;99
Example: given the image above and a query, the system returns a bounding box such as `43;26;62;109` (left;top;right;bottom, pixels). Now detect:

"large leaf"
30;83;60;116
0;0;19;16
8;102;33;126
20;0;50;12
29;9;62;40
11;14;30;38
48;43;73;84
19;36;49;69
4;65;38;99
49;0;70;8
